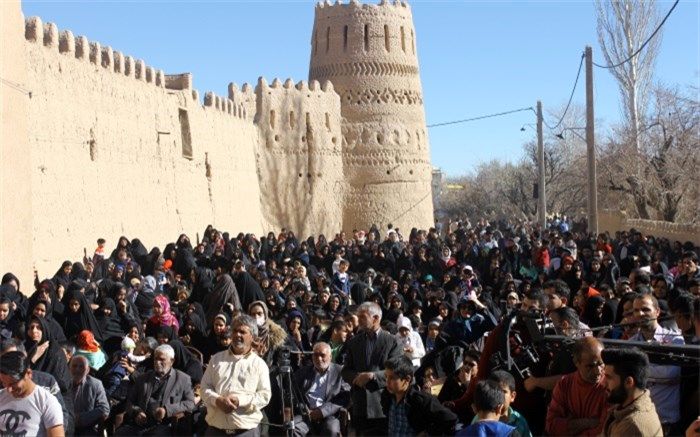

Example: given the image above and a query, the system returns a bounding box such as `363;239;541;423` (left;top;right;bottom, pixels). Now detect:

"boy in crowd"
381;355;457;435
458;380;520;436
468;371;531;437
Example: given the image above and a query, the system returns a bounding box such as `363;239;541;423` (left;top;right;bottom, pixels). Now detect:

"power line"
593;0;679;69
427;106;533;128
547;52;585;130
0;77;32;97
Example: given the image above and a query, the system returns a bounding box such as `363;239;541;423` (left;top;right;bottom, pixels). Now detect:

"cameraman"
292;342;349;436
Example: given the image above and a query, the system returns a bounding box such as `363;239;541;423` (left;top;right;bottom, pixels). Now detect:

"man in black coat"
341;302;402;435
116;344;195;436
292;342;350;436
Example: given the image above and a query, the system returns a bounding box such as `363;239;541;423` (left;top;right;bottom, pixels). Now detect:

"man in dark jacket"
292;342;350;436
116;344;195;436
341;302;403;435
380;355;457;435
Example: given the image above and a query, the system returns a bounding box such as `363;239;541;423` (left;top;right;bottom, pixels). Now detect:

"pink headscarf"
151;295;180;331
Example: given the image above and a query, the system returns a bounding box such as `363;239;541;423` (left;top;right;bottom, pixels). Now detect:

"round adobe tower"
309;0;433;233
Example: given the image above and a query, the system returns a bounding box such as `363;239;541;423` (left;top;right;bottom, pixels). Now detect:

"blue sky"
22;0;699;177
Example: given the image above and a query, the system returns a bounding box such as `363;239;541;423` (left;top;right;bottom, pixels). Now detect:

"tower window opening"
364;24;369;51
384;25;390;51
178;109;193;160
400;26;406;52
326;26;330;53
411;29;415;54
270;110;276;129
343;25;348;51
313;30;318;55
289;111;296;128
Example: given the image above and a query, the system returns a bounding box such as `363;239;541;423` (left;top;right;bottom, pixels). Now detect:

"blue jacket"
457;420;518;437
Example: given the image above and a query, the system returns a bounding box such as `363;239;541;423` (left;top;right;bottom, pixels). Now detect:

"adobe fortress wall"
23;17;265;277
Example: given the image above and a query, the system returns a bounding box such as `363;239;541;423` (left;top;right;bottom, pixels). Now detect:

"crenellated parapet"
254;76;341;154
24;16;166;88
203;91;248;119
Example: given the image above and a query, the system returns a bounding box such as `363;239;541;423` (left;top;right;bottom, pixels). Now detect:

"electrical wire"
593;0;679;69
0;77;32;97
548;52;585;130
427;107;534;128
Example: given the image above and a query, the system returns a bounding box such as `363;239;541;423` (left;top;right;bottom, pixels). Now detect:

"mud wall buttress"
255;77;344;237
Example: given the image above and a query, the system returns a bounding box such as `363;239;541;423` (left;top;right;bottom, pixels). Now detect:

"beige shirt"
201;348;271;431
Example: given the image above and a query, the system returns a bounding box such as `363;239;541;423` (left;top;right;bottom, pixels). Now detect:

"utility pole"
585;46;598;235
536;100;546;230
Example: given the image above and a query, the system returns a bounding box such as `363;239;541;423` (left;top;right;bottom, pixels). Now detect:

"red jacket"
545;371;609;436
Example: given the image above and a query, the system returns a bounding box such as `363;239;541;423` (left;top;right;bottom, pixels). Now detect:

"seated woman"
145;295;180;337
23;316;71;393
75;329;108;372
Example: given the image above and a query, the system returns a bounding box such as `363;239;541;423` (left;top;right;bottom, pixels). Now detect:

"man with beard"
201;315;271;436
601;348;662;436
116;344;195;436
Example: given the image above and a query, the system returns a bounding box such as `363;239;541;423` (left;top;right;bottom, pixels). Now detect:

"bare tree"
598;84;700;222
595;0;661;150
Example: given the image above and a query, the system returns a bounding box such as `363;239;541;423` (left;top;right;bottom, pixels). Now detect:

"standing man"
601;348;662;436
292;342;350;436
341;302;402;435
545;337;609;436
201;314;271;436
630;293;684;434
0;351;64;437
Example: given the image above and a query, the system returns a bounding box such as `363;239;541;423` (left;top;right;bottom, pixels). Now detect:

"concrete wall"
24;17;264;278
255;77;344;237
0;1;34;286
309;0;434;233
599;210;700;245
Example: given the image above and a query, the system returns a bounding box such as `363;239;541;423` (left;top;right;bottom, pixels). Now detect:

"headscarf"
53;261;73;290
203;275;241;327
155;325;178;343
233;270;265;314
169;339;203;383
149;295;180;331
249;300;270;353
27;298;67;342
190;266;216;304
95;298;125;339
24;316;71;393
77;330;100;353
61;282;104;342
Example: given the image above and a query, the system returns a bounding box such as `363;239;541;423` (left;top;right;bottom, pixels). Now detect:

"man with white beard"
116;344;195;436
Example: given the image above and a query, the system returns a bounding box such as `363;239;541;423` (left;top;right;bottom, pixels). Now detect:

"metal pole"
536;101;546;230
585;46;598;235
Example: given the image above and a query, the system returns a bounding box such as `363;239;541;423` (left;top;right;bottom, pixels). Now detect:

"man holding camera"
292;342;350;436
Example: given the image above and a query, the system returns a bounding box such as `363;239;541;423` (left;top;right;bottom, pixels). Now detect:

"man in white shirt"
0;350;64;437
201;314;271;436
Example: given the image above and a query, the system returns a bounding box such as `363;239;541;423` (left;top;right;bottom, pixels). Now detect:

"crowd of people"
0;217;699;437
